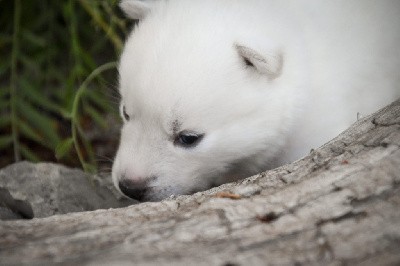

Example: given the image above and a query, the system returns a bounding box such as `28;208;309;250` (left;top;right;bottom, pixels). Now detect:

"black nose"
118;179;147;201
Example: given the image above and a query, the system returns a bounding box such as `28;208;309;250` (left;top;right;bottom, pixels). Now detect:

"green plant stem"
10;0;21;161
71;61;118;172
70;1;82;77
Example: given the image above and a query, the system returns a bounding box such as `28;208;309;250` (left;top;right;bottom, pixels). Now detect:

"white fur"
113;0;400;201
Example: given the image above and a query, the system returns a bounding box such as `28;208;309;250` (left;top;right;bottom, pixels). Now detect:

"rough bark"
0;99;399;266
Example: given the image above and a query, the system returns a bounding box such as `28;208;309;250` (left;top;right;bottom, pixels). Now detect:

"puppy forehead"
120;91;184;134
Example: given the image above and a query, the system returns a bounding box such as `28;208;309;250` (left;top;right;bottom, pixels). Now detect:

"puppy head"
112;0;306;201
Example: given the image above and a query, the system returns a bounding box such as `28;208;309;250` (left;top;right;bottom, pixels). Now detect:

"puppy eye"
122;105;130;121
174;131;204;148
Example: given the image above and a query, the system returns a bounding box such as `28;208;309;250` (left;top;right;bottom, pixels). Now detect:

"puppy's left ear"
120;0;159;20
235;44;284;80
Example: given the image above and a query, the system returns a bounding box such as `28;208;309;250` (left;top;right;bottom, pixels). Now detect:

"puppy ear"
235;44;284;80
119;0;158;20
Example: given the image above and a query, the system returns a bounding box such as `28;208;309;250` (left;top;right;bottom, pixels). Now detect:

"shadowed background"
0;0;132;173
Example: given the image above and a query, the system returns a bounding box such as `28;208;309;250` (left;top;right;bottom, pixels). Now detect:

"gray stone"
0;162;136;219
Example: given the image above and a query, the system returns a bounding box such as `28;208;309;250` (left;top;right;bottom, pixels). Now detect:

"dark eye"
243;57;254;67
175;131;204;148
122;105;130;121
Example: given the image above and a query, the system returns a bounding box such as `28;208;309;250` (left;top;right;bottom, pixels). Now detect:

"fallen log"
0;99;399;265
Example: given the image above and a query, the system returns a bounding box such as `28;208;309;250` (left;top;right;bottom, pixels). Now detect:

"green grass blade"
0;115;11;129
78;0;123;51
19;54;45;73
17;120;49;148
17;100;60;147
19;78;65;115
82;162;97;174
21;29;47;48
10;0;22;161
19;143;41;162
55;138;74;160
0;135;13;150
84;104;107;129
84;89;113;113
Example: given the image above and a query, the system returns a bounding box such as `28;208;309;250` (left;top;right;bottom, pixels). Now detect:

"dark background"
0;0;132;173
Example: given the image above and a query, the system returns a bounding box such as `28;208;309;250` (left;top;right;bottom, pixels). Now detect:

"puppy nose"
118;179;147;201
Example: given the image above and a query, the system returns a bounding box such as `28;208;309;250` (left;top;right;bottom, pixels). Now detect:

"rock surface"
0;99;399;265
0;162;136;219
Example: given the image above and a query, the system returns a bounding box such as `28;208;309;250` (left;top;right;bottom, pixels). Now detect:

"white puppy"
112;0;400;201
